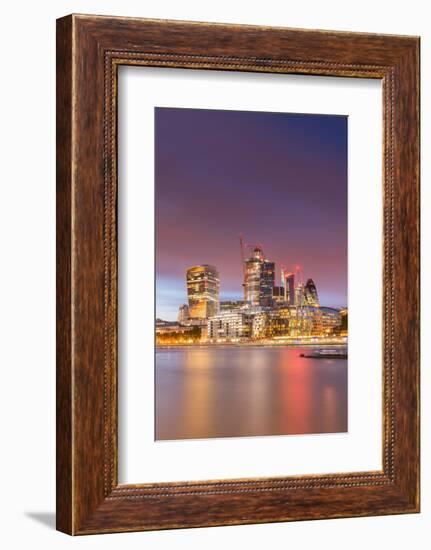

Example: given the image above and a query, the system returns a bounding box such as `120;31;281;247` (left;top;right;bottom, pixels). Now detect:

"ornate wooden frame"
56;14;420;535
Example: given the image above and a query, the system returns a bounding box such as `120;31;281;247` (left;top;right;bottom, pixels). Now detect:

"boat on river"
300;349;347;359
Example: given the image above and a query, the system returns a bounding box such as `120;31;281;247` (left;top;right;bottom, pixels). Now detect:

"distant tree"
156;326;202;345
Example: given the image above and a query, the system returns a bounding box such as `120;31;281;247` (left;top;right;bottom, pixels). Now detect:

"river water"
155;346;347;440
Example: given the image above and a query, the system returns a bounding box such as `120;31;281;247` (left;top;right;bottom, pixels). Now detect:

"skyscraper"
177;303;190;325
186;265;220;319
303;278;319;306
282;270;295;306
295;282;305;306
244;247;263;305
272;286;285;304
244;246;275;306
260;260;275;306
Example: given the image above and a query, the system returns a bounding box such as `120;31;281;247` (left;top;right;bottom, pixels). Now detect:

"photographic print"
56;16;420;533
155;107;348;441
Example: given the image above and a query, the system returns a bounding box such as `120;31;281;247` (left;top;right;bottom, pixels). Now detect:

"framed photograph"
56;14;420;534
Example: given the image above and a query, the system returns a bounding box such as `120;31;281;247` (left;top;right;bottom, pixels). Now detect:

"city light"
156;240;348;346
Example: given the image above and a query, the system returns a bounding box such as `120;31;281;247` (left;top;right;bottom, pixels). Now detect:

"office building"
220;300;247;311
303;278;319;306
273;286;285;304
187;265;220;319
207;310;254;341
177;304;190;325
244;246;275;306
282;270;295;305
294;282;305;306
319;306;342;333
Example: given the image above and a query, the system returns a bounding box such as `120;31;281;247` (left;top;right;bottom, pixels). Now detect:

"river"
155;345;347;440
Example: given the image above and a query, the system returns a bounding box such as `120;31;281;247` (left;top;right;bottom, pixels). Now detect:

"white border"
118;66;382;484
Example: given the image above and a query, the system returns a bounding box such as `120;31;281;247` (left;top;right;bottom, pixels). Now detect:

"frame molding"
57;14;420;534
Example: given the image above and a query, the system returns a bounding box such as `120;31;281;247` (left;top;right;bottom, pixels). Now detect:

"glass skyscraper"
186;265;220;319
303;278;319;306
283;271;295;305
244;246;275;306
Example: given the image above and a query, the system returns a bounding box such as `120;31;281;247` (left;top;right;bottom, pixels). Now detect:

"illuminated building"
251;312;267;338
266;308;291;337
272;286;285;304
244;246;275;306
319;306;342;333
294;282;305;306
303;278;319;306
339;308;348;334
251;305;343;340
282;271;295;305
156;321;202;344
252;309;290;339
186;265;220;319
176;245;346;342
207;310;254;341
275;306;315;337
177;304;190;325
274;270;295;305
156;322;191;335
260;260;275;306
220;300;247;311
244;247;263;305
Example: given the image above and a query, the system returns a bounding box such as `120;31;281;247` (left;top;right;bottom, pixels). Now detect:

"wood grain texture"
56;14;420;535
56;15;73;535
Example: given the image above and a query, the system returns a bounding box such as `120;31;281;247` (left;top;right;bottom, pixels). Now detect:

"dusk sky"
155;107;347;321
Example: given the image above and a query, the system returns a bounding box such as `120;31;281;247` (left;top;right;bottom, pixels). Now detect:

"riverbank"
156;338;347;349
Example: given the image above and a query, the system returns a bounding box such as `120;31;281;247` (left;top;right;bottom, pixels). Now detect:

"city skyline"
156;107;348;321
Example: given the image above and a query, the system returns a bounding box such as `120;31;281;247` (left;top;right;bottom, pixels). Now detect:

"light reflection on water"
155;346;347;440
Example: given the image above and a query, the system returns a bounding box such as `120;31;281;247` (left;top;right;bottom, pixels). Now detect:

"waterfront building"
339;307;348;334
252;305;341;339
220;300;247;311
156;321;198;336
202;303;342;343
303;278;319;306
156;322;202;345
177;303;190;325
286;306;318;336
207;309;254;341
266;308;291;337
319;306;342;334
186;265;220;319
252;308;290;339
244;246;275;306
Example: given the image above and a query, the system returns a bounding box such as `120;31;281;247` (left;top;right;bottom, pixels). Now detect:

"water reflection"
155;346;347;440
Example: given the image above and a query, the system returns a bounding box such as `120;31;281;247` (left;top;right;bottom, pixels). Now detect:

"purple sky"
155;107;347;320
